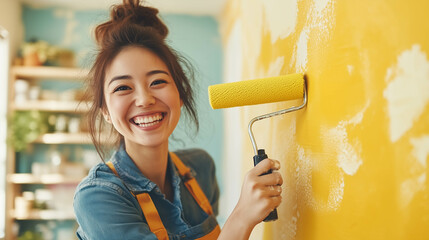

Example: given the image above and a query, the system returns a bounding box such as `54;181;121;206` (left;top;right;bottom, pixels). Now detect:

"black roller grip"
253;149;278;222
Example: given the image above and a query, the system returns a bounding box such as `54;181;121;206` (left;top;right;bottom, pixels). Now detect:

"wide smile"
130;112;165;128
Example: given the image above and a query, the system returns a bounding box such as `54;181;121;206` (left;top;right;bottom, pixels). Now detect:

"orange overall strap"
106;162;117;175
136;193;169;240
106;162;169;240
169;152;214;216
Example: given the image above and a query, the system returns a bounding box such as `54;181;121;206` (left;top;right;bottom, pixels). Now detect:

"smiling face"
103;46;182;150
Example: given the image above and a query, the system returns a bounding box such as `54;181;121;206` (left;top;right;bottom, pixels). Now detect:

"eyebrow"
107;70;169;86
108;75;131;85
147;70;169;77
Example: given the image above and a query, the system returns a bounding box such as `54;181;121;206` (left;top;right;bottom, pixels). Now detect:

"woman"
73;0;283;239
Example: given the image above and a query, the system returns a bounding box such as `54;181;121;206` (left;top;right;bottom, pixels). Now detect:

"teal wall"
21;5;224;182
22;6;104;67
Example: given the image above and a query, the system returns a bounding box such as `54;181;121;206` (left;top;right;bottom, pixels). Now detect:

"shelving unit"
12;100;90;112
34;132;93;144
5;66;91;240
11;65;88;80
7;173;84;185
12;209;76;221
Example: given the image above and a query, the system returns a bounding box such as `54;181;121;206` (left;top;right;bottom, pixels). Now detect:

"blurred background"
2;0;429;240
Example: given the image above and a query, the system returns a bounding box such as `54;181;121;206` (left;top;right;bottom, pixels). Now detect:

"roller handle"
253;149;278;222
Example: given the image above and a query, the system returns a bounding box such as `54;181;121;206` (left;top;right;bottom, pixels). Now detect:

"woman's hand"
236;158;283;227
218;158;283;240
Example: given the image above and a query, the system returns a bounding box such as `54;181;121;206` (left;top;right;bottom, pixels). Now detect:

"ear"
102;109;112;124
180;99;184;107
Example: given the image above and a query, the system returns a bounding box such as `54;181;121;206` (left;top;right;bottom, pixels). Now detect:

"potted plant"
8;110;48;152
20;40;75;67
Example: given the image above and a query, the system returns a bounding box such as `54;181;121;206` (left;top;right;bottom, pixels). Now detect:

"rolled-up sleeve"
74;182;157;240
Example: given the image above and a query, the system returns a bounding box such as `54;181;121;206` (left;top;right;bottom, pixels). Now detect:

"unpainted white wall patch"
383;44;429;142
263;0;298;43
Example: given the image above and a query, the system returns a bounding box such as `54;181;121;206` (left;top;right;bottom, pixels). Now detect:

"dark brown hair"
85;0;198;160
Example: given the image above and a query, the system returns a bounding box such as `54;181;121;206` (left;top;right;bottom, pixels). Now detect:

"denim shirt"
73;145;220;240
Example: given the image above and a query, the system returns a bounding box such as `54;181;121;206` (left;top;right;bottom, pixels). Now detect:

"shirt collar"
109;144;182;198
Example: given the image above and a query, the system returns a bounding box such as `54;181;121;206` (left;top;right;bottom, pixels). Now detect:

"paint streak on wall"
323;101;369;176
400;135;429;209
411;136;429;168
295;28;308;72
220;0;429;239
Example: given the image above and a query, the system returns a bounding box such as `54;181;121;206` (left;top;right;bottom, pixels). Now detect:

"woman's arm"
218;158;283;240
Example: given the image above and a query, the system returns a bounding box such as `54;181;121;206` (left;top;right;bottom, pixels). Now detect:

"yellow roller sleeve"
208;73;305;109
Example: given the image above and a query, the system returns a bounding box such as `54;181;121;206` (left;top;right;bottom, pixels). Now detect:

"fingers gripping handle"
253;149;278;222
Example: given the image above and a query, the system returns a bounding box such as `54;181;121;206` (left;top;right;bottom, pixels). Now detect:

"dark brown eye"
151;79;167;86
113;85;131;92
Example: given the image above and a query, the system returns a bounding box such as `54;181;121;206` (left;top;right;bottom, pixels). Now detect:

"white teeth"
133;113;163;127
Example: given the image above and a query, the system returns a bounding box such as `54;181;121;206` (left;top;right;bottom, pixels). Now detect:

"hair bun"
110;0;168;38
112;0;168;38
95;0;168;47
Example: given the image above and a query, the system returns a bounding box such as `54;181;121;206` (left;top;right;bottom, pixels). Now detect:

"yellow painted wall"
220;0;429;239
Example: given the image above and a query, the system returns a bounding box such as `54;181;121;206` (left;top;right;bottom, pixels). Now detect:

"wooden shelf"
7;173;83;184
6;65;89;239
34;132;93;144
12;66;89;80
12;100;90;112
11;209;76;220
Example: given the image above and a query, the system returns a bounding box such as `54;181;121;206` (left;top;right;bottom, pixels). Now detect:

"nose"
135;88;155;107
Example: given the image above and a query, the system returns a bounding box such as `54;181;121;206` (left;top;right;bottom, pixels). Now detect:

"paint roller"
208;73;307;221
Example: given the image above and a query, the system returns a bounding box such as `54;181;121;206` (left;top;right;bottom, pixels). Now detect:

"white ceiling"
19;0;227;16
